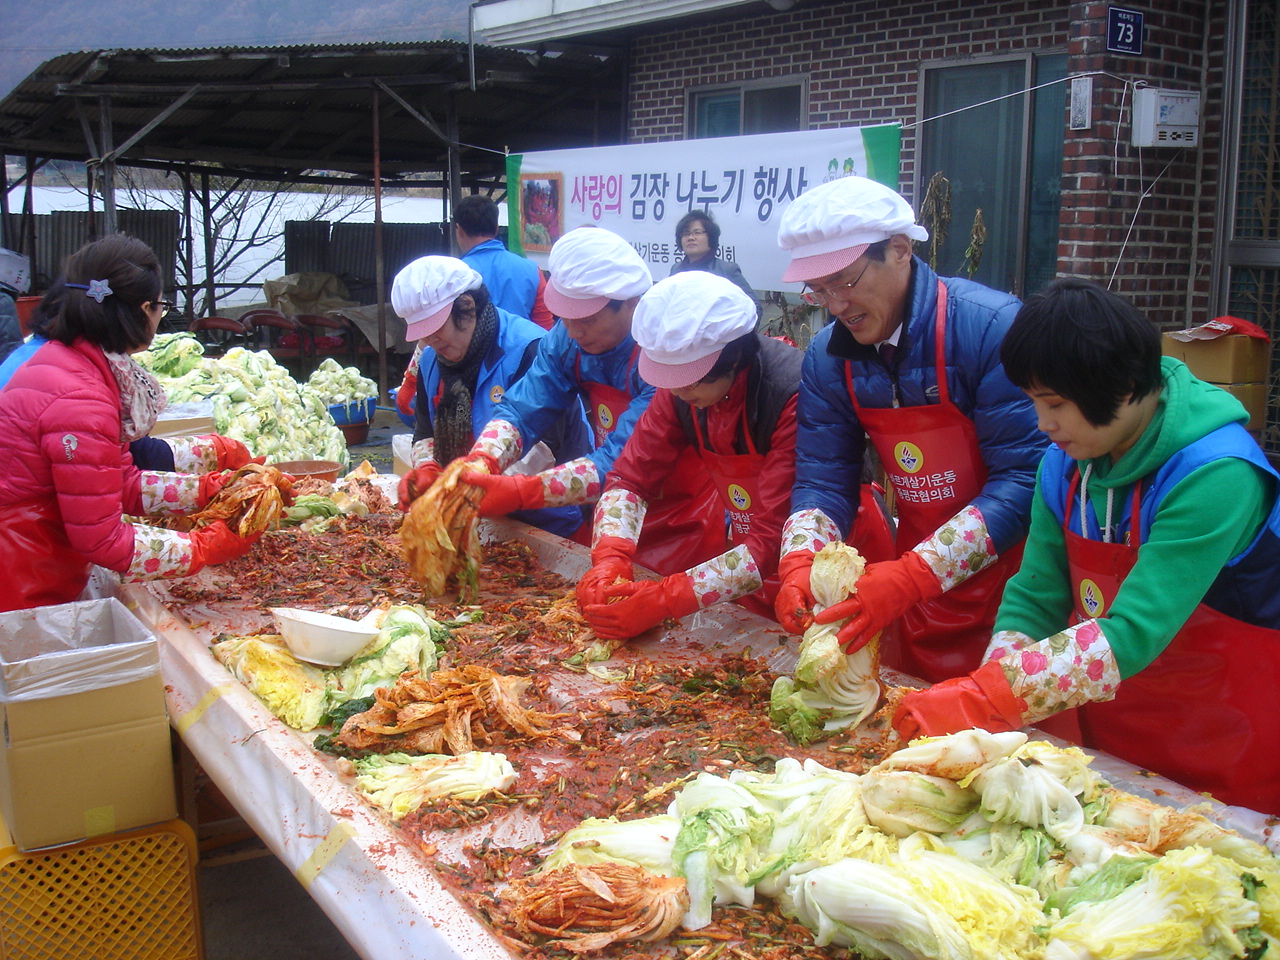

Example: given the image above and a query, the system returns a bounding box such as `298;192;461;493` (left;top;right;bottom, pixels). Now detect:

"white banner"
507;123;901;295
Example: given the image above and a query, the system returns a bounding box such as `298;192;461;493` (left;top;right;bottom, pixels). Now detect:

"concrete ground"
197;404;405;960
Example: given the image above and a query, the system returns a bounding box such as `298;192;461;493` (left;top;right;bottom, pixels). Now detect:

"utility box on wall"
1131;87;1201;147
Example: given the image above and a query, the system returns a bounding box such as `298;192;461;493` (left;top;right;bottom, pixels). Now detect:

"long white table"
119;519;1280;960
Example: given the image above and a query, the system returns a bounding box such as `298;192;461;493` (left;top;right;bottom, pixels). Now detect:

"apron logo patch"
596;403;615;431
62;434;79;461
489;385;505;404
727;484;751;511
894;441;923;473
1079;578;1105;618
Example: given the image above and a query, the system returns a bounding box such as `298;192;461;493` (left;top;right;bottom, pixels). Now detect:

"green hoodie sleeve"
997;457;1271;678
994;458;1076;643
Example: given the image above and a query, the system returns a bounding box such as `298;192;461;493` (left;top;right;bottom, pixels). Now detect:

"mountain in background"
0;0;474;101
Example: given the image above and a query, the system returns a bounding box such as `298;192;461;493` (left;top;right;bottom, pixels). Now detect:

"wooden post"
97;97;117;235
372;87;387;396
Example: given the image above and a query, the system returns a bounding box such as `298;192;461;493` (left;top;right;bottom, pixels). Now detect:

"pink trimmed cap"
777;175;929;283
391;256;483;339
633;272;757;389
544;227;652;320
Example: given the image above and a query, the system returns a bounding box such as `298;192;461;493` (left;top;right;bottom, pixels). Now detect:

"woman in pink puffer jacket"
0;233;260;612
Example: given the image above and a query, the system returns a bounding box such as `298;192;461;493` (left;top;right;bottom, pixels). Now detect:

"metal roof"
0;40;625;186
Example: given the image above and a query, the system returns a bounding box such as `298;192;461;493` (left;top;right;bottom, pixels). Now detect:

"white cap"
544;227;652;320
777;176;929;283
391;256;484;339
633;272;757;389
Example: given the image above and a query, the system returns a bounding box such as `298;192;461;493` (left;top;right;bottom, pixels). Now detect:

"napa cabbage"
353;751;515;819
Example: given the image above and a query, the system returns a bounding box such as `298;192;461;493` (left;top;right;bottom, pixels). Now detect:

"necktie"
879;342;897;368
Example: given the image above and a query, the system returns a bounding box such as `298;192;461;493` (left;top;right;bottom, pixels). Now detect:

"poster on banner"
505;123;901;294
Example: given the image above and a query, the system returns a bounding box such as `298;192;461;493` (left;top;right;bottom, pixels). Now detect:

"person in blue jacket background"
422;226;723;573
392;255;590;538
453;195;541;321
774;176;1048;684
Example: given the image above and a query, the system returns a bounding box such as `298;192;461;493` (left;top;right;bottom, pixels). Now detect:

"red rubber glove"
204;434;263;470
582;573;699;640
814;551;943;654
774;550;816;635
398;461;442;511
197;470;236;509
892;660;1028;742
187;520;262;573
576;536;637;609
396;369;418;417
460;471;545;517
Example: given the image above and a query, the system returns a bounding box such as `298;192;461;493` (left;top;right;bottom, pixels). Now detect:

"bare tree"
55;165;376;317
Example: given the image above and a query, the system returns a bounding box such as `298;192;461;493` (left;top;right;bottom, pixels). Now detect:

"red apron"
577;350;723;576
1065;474;1280;814
850;281;1024;683
692;406;775;620
0;500;94;612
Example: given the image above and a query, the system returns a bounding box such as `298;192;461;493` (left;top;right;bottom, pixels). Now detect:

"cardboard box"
0;599;177;851
1217;381;1268;430
151;400;216;440
1162;331;1270;384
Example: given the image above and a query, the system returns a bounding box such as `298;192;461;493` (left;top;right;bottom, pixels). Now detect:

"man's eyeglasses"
800;261;870;307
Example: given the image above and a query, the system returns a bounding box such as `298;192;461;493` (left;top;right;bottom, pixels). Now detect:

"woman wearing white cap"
393;255;591;537
451;227;723;572
775;176;1047;685
577;271;801;638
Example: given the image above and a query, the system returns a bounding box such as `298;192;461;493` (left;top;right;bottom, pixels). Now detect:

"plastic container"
327;397;377;426
0;815;203;959
338;422;370;445
271;607;380;666
271;460;341;482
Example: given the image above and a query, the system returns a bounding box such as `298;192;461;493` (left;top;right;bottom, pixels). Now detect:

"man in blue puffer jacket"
774;176;1048;684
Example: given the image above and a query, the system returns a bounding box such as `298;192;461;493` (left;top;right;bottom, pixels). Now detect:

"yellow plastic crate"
0;817;203;960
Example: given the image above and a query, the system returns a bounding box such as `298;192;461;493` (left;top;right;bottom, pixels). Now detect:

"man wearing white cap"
453;226;723;570
577;271;802;638
393;255;590;537
775;176;1047;684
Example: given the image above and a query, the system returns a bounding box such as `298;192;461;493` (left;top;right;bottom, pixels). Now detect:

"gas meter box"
1131;88;1201;148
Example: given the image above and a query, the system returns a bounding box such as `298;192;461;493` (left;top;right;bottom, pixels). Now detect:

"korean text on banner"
506;123;902;294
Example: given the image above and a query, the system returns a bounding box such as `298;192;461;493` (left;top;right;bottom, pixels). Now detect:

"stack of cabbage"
307;357;377;413
136;333;347;464
533;729;1280;959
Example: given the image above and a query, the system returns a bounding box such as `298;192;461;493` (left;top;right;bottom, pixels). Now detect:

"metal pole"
447;92;461;242
182;172;195;317
0;147;9;250
201;172;216;314
97;97;118;235
373;87;387;397
23;154;35;269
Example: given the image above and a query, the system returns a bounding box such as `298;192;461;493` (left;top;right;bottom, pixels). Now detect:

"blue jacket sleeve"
946;283;1047;552
490;324;581;449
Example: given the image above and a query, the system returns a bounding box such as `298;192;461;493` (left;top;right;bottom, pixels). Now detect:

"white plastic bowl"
271;607;381;666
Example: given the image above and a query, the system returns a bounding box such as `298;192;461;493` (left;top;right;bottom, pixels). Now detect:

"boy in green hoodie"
893;277;1280;814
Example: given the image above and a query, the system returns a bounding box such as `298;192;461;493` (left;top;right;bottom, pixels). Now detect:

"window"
689;79;806;139
917;53;1068;296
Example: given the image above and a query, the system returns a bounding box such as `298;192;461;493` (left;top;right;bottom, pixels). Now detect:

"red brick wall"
1063;1;1223;326
627;0;1223;327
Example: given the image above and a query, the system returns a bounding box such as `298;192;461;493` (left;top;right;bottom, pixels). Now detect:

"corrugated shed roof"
0;40;624;184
